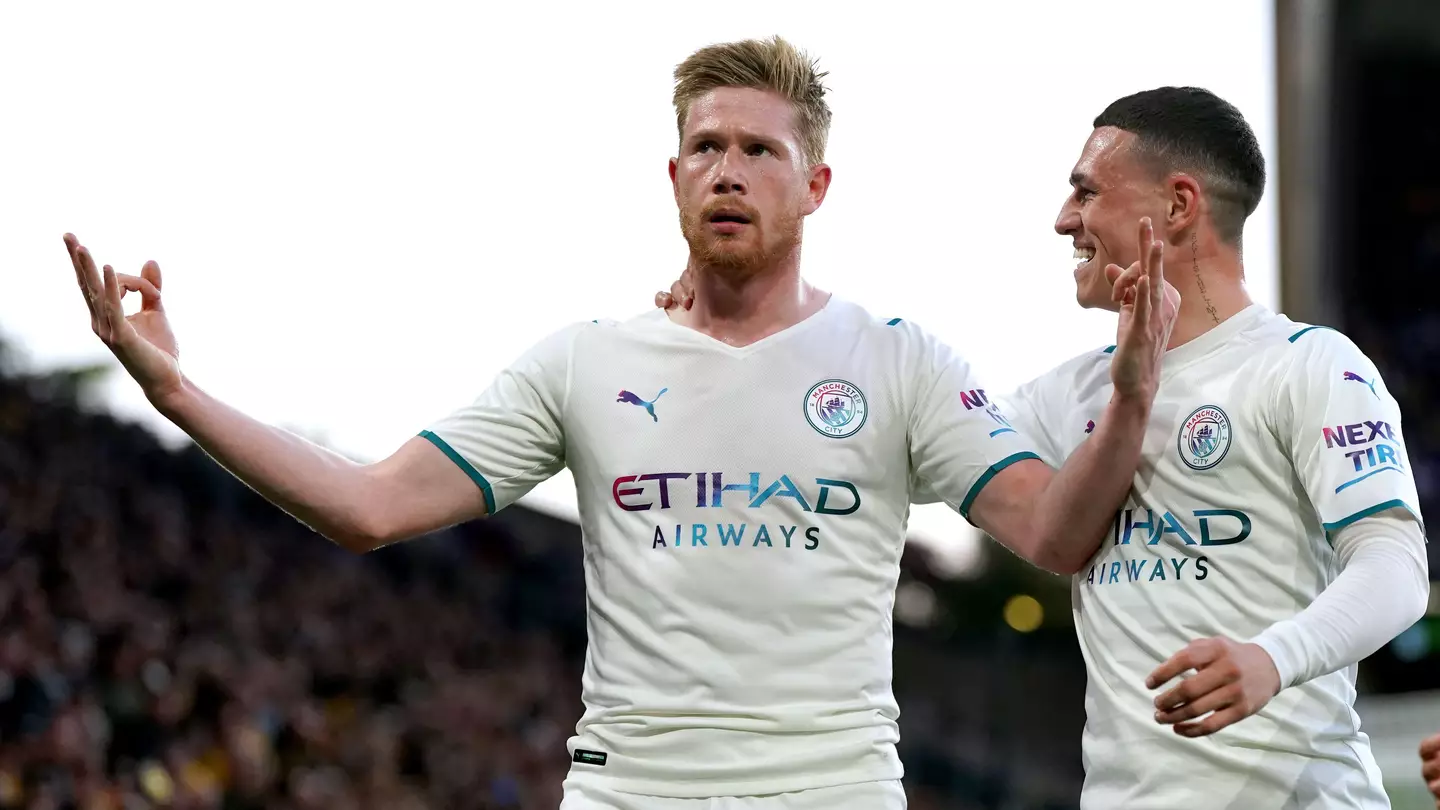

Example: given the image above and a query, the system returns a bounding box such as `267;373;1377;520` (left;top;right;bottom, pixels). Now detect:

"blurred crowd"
1339;53;1440;574
0;367;596;810
0;365;1083;809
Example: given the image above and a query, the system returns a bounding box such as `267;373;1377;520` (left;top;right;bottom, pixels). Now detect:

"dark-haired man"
653;86;1434;808
1010;87;1429;808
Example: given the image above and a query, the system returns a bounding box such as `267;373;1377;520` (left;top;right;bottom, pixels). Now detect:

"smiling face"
670;86;827;282
1054;127;1170;310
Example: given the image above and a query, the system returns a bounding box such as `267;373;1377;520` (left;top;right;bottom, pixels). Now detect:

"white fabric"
1000;304;1426;810
558;777;906;810
425;298;1040;798
1251;510;1429;690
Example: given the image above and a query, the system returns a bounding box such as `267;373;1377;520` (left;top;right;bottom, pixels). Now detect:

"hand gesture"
1420;732;1440;806
64;234;183;405
1147;636;1281;737
654;267;695;312
1106;217;1179;405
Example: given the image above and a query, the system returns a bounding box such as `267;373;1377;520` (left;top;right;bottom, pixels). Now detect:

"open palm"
64;234;183;404
1106;218;1180;401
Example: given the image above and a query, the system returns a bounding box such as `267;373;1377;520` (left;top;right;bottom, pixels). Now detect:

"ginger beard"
678;196;803;282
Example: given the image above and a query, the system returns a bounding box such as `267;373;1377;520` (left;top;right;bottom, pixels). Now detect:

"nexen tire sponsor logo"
1322;420;1406;491
611;473;861;552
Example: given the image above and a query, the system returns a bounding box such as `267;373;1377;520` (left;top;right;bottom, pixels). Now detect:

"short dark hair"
1094;87;1265;245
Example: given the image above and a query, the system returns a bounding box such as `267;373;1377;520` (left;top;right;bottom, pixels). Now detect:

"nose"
1055;198;1080;236
712;148;748;196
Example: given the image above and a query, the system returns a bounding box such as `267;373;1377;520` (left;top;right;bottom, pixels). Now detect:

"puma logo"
617;388;668;422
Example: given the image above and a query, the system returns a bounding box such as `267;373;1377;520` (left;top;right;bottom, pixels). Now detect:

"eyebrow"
1070;171;1095;188
687;128;785;152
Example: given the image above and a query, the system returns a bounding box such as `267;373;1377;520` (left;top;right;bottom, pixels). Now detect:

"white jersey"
1001;305;1421;810
423;298;1041;798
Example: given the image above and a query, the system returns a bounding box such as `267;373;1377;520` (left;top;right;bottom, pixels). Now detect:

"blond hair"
672;36;832;166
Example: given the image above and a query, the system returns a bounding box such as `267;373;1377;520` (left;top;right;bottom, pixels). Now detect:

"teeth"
1073;248;1095;260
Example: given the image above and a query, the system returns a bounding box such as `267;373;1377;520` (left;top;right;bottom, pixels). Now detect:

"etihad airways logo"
612;472;863;552
612;472;860;515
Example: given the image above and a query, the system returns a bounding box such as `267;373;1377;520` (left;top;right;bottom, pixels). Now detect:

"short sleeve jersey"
423;298;1041;798
999;305;1421;809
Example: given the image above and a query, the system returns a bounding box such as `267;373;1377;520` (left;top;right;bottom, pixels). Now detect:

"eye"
747;144;771;157
1076;187;1096;202
696;141;718;154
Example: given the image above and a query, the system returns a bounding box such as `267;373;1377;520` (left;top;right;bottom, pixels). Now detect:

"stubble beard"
679;202;803;284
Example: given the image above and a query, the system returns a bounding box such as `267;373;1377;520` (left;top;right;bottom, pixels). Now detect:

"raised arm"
65;234;492;552
970;219;1177;573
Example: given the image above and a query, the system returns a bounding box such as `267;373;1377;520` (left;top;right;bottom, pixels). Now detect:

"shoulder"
840;302;970;363
1259;316;1382;384
1014;344;1115;401
506;319;607;371
1277;319;1372;362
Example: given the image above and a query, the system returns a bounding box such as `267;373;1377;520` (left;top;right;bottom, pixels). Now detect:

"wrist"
1248;621;1298;692
1104;392;1153;426
148;376;196;420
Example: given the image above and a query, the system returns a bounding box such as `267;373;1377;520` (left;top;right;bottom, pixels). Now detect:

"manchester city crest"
804;379;868;439
1177;405;1232;471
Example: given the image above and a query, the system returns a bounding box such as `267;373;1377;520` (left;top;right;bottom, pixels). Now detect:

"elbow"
1020;525;1090;577
341;508;402;555
329;487;393;555
1034;548;1089;577
1048;555;1090;577
334;531;383;555
324;519;385;555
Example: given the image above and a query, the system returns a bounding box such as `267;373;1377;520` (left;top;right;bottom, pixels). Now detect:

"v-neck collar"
1159;304;1267;376
652;295;839;358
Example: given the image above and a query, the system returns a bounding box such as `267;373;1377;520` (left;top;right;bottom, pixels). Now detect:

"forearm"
1250;512;1429;689
154;379;380;550
1028;396;1149;572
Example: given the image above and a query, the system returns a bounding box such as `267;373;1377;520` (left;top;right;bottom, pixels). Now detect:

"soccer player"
62;38;1175;810
1032;88;1428;809
661;88;1432;808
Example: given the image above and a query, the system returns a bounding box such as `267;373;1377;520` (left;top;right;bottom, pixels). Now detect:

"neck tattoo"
1191;230;1221;325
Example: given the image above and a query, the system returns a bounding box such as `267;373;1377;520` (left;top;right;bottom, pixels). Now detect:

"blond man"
64;37;1174;808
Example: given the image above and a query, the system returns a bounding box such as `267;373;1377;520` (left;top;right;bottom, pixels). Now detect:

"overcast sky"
0;1;1276;575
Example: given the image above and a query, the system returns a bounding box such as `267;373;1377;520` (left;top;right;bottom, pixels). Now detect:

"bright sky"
0;1;1276;576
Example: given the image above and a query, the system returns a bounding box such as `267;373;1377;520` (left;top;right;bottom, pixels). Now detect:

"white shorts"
559;779;907;810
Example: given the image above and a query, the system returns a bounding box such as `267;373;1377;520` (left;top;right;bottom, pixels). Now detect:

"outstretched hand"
63;234;184;404
1106;217;1179;405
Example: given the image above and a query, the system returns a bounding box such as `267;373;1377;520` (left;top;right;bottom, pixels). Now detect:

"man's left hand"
1147;636;1281;737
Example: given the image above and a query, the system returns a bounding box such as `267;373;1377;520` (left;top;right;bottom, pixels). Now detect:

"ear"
801;163;833;216
1166;173;1203;236
669;157;680;205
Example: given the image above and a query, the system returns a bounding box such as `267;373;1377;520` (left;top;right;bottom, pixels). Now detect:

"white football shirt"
1001;304;1421;809
422;297;1040;798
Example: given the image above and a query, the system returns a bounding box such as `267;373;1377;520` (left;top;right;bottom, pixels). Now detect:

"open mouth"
709;211;752;225
1073;247;1095;269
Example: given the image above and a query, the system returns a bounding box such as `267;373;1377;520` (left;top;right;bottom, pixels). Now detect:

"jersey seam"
1322;499;1418;533
958;451;1042;519
418;430;497;515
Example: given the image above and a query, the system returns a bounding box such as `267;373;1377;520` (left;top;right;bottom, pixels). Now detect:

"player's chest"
1062;370;1283;495
563;349;910;481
